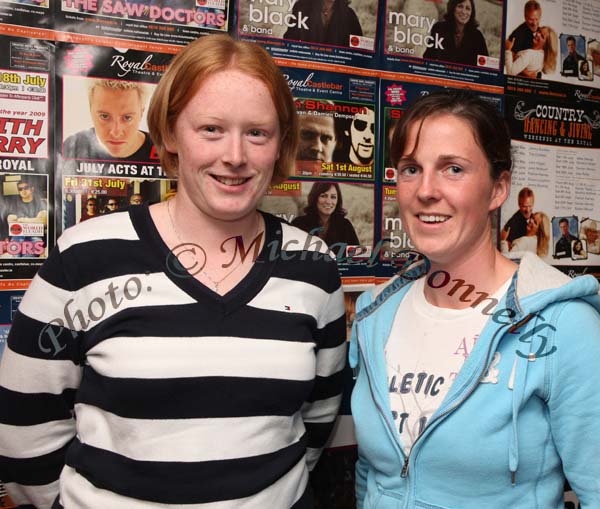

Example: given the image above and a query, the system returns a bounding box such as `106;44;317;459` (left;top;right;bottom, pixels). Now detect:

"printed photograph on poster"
559;34;586;78
382;0;503;85
56;44;173;180
237;0;379;68
258;180;374;264
505;0;600;87
552;215;580;259
62;175;176;228
499;185;551;260
56;0;228;46
61;76;159;164
295;98;375;180
0;173;48;259
581;218;600;255
282;66;377;180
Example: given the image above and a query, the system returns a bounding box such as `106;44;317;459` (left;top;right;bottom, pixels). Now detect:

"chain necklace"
167;200;261;292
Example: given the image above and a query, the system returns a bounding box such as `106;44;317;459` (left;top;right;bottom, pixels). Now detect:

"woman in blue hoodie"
350;90;600;508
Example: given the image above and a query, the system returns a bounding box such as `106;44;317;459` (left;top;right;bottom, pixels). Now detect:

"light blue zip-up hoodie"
350;253;600;509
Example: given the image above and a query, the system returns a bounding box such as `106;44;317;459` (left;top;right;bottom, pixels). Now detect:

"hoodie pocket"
366;484;404;508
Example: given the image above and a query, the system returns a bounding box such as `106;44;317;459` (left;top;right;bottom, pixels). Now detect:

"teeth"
214;176;248;186
419;214;450;223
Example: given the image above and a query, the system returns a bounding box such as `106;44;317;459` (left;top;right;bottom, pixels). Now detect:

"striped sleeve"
0;247;82;509
300;260;346;471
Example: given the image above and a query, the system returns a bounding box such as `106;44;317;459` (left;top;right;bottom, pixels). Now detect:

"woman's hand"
505;37;514;52
500;227;510;242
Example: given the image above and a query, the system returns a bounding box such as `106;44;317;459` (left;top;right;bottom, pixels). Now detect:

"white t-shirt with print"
385;276;511;455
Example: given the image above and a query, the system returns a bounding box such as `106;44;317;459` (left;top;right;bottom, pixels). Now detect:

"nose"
109;120;125;138
315;137;326;153
221;133;247;167
415;170;442;202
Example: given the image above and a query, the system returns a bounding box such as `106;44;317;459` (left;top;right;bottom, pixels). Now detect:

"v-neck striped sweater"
0;205;346;509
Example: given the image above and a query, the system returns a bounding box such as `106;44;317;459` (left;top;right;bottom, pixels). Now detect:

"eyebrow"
397;154;473;164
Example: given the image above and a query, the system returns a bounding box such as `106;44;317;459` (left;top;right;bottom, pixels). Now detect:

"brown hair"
304;182;347;218
517;187;534;202
148;34;298;182
390;89;512;180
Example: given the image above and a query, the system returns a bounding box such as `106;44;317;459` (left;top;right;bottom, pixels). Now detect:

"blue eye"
447;165;463;175
399;166;419;176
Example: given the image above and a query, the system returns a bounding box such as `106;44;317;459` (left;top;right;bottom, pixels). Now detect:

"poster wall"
0;34;53;279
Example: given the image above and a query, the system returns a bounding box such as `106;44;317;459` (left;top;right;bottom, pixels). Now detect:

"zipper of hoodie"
399;323;510;479
356;321;406;465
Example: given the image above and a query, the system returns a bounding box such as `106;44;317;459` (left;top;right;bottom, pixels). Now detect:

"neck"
423;235;517;310
21;196;33;203
167;194;262;259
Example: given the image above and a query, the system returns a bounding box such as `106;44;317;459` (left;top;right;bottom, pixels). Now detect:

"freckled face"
165;70;281;223
395;114;508;267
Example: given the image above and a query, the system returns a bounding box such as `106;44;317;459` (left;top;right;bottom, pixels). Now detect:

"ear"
489;170;511;212
163;132;178;154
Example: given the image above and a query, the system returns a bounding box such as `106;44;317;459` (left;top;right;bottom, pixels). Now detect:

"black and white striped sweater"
0;205;346;509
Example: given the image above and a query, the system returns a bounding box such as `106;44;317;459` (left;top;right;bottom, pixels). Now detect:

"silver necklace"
166;200;260;292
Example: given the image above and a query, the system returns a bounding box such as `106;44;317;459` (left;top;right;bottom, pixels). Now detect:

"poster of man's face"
552;216;578;259
0;174;48;259
348;107;375;165
292;99;376;179
62;76;156;162
297;114;337;162
89;83;146;158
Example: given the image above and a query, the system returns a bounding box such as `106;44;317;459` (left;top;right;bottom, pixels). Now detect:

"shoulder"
470;26;486;39
57;210;138;254
278;220;334;260
63;128;94;151
511;22;528;34
331;214;353;227
431;21;449;32
290;213;315;229
547;297;600;368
